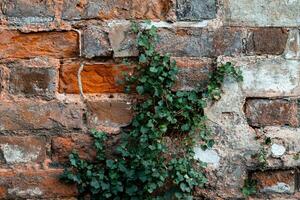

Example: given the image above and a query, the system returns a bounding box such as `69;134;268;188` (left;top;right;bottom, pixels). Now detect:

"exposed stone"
1;0;55;24
176;0;216;21
221;56;300;97
7;58;58;100
172;57;214;90
82;25;112;58
271;144;286;157
0;101;85;131
252;170;295;194
0;30;78;59
59;61;131;94
284;29;300;60
224;0;300;27
62;0;175;20
244;99;298;127
86;99;133;130
51;134;95;163
0;136;45;164
0;169;77;199
108;21;138;57
246;28;288;55
194;147;220;168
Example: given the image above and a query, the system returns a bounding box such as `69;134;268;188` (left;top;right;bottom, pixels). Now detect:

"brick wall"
0;0;299;199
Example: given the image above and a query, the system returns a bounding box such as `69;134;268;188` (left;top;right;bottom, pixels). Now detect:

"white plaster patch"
8;187;43;197
0;144;40;164
194;147;220;168
271;144;286;157
261;182;292;194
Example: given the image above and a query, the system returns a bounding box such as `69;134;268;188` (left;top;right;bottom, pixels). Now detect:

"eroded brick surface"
86;99;133;130
0;101;85;131
51;134;95;163
62;0;175;20
6;58;58;99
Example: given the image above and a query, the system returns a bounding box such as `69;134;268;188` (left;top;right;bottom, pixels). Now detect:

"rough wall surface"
0;0;299;199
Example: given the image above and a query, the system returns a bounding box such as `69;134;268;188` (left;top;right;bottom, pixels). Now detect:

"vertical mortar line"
72;28;86;101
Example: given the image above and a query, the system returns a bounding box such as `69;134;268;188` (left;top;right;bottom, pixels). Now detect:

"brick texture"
0;0;300;199
59;61;131;94
245;99;298;127
0;30;78;59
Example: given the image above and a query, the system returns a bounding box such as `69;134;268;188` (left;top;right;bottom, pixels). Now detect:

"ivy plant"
61;22;243;199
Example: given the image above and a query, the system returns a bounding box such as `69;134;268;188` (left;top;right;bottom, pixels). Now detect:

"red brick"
172;57;214;90
0;30;78;59
0;136;46;165
247;28;288;55
252;170;295;194
7;58;58;99
245;99;298;127
59;61;132;94
51;134;95;163
0;169;76;199
86;99;133;130
0;101;85;131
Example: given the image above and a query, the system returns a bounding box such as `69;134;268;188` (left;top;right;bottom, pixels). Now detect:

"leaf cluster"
61;22;243;199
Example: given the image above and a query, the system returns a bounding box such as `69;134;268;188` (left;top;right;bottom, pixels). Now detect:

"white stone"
224;0;300;27
194;147;220;168
220;56;300;97
284;29;300;60
8;187;43;197
261;182;293;194
0;144;40;164
271;144;286;157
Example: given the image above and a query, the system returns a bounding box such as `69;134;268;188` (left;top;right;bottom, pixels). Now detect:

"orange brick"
51;134;95;163
59;61;131;94
0;30;78;59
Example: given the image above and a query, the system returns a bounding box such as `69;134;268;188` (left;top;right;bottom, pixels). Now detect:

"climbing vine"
61;22;243;199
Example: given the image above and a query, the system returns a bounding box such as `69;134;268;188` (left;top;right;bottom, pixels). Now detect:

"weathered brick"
157;27;244;57
108;21;139;58
0;30;78;59
176;0;216;21
245;99;298;127
0;136;46;165
251;170;295;194
62;0;175;20
86;99;133;130
7;58;58;99
172;57;214;90
51;134;95;163
222;56;300;97
0;169;76;199
0;101;85;131
224;0;300;27
2;0;55;23
213;27;244;56
59;61;131;94
82;25;112;58
246;28;288;55
284;29;300;60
